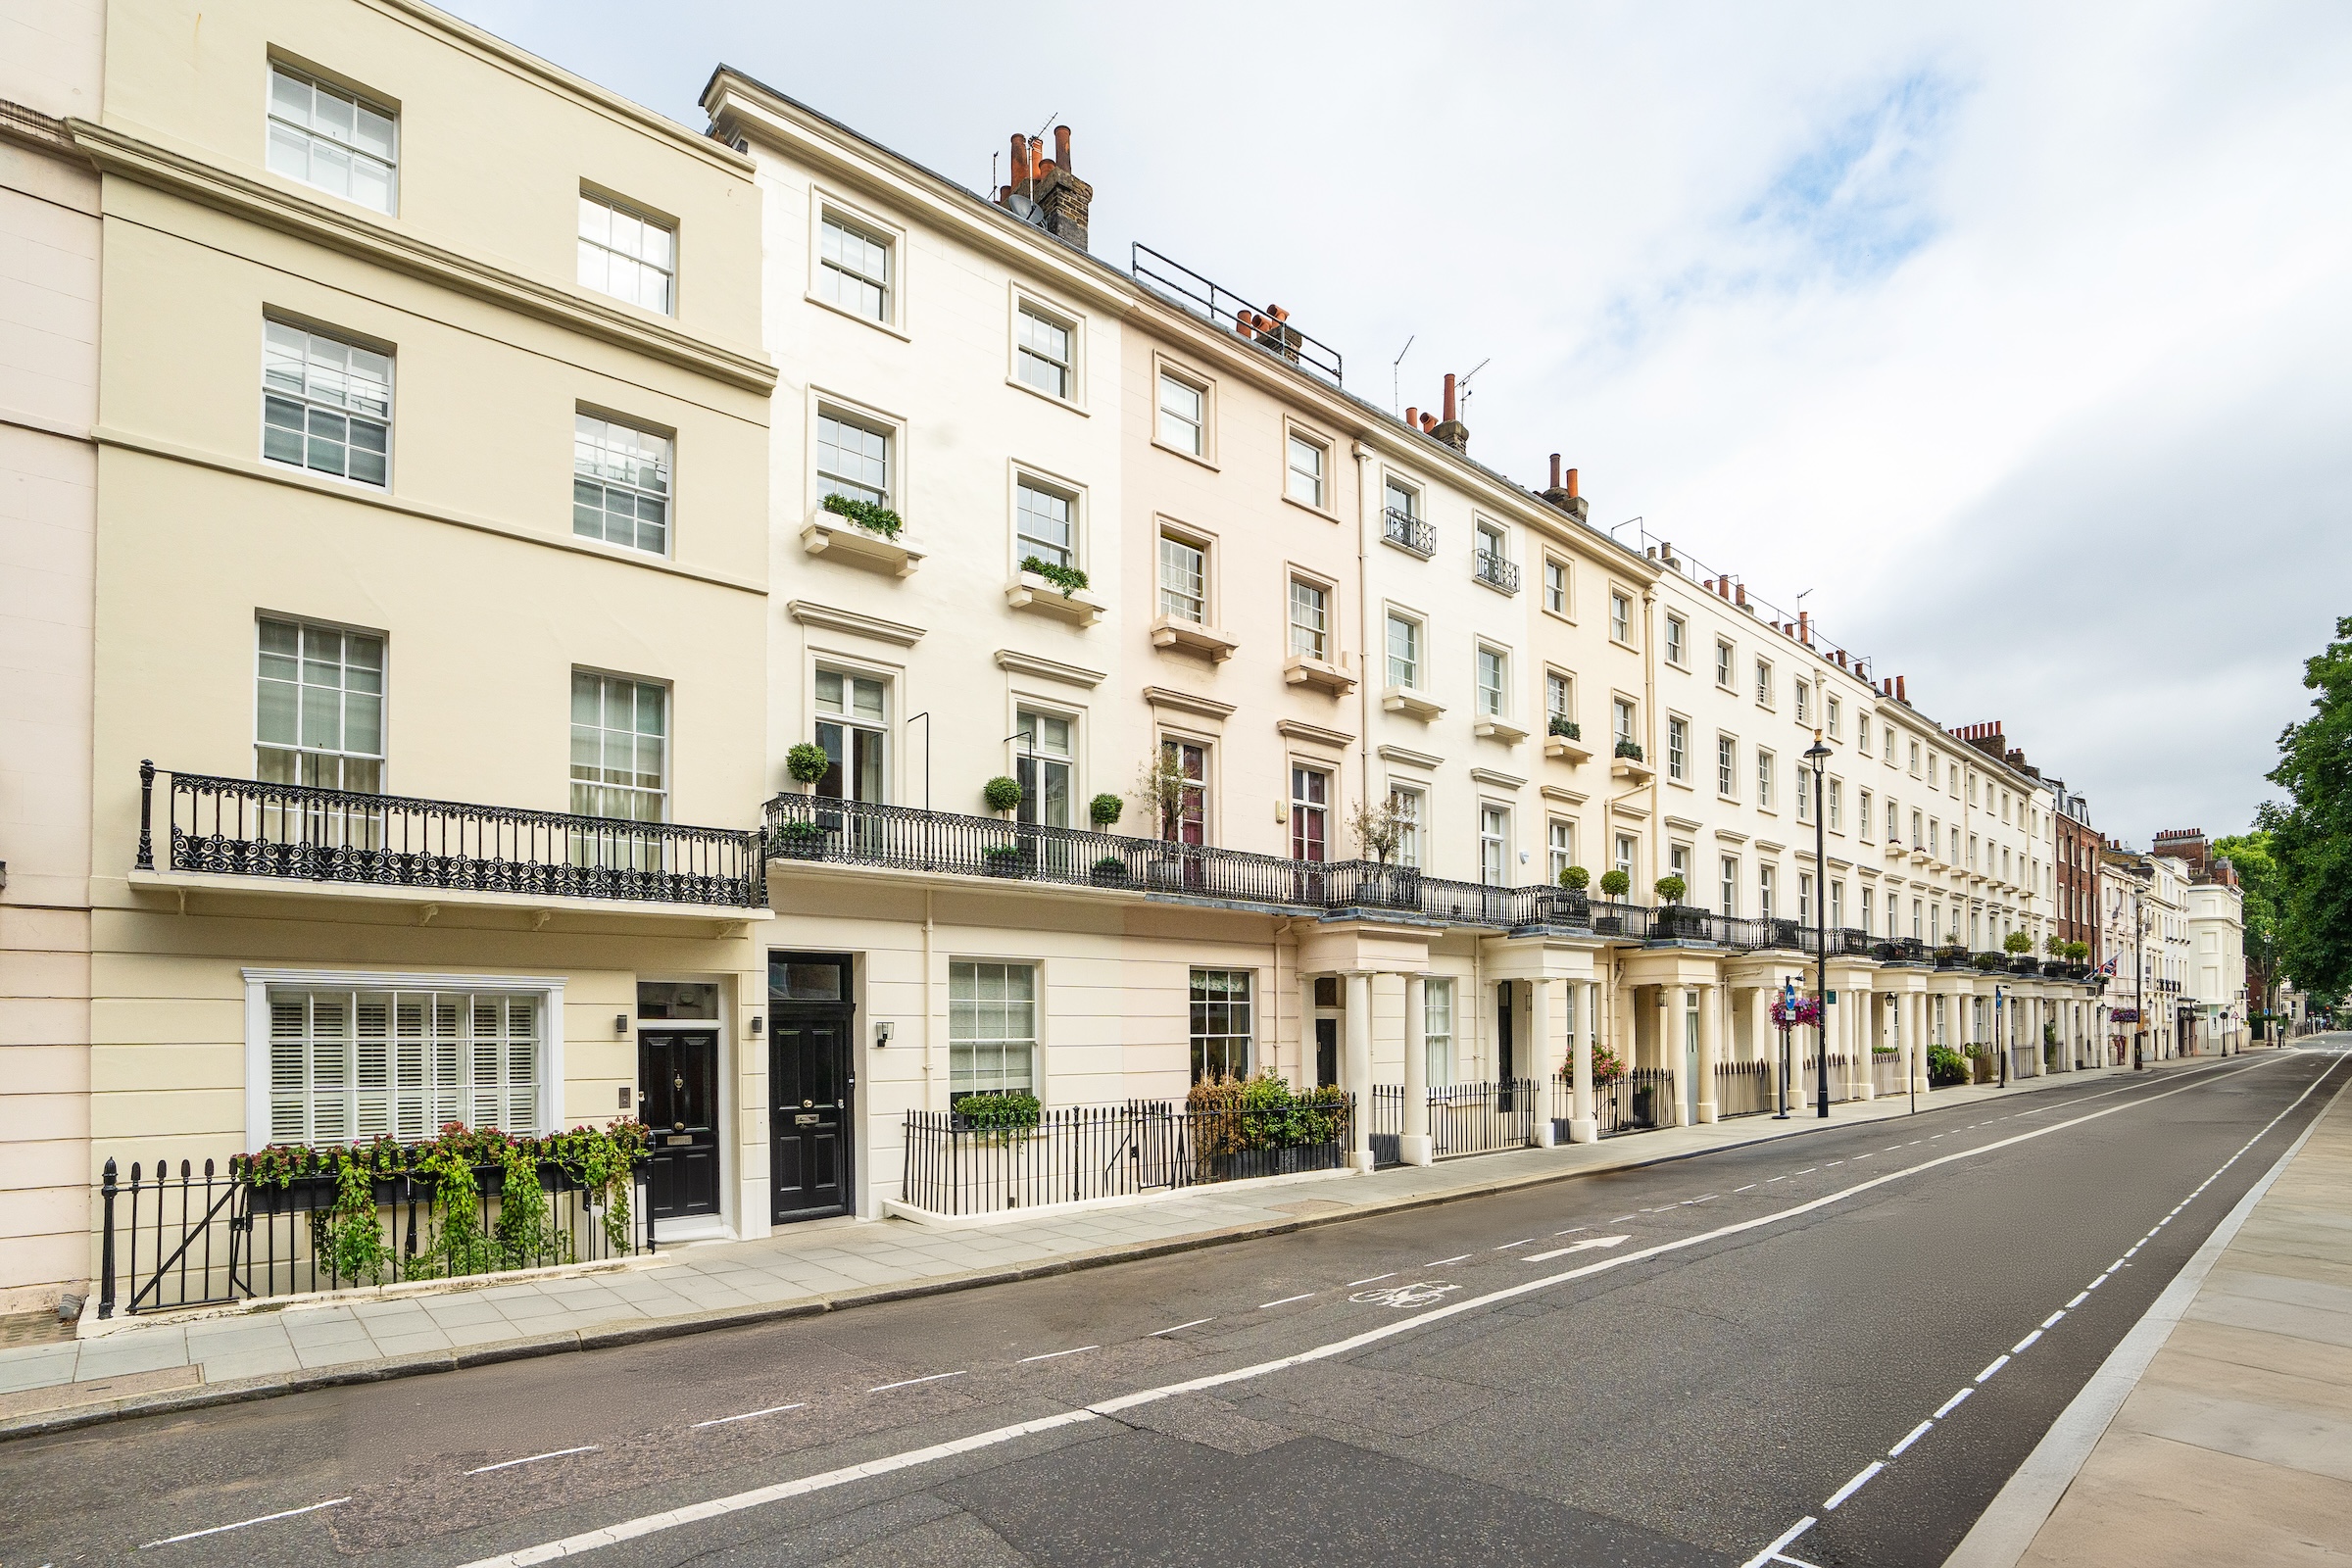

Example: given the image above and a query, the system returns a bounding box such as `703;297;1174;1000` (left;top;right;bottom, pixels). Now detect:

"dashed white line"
1494;1238;1535;1250
2065;1292;2088;1308
1976;1353;2011;1383
1935;1387;1975;1419
1018;1346;1099;1363
1766;1175;1787;1183
139;1498;351;1549
1550;1226;1589;1238
469;1446;599;1475
2040;1310;2066;1330
1824;1460;1885;1510
1347;1273;1395;1288
2086;1274;2108;1290
869;1371;966;1393
1739;1516;1818;1568
1149;1318;1213;1336
1795;1168;1818;1175
1735;1184;1758;1193
1887;1420;1934;1457
692;1403;807;1429
1426;1254;1472;1266
1258;1293;1316;1309
2011;1330;2043;1354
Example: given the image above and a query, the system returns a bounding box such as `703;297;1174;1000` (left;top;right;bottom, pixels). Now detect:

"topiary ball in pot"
786;742;831;786
1599;869;1631;898
1559;864;1591;891
1089;793;1124;829
983;775;1022;813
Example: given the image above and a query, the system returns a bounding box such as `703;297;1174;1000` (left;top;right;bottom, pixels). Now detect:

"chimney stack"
1895;674;1908;704
1432;372;1469;452
1718;577;1732;600
1736;584;1750;611
1798;610;1811;645
1542;454;1589;519
995;125;1092;251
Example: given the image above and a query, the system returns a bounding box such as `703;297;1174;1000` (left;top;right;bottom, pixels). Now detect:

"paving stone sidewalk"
1965;1048;2352;1568
0;1062;2152;1435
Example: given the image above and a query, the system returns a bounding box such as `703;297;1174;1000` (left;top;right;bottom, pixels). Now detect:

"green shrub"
1089;793;1124;828
953;1092;1041;1141
1927;1045;1969;1086
1599;868;1631;897
1021;556;1090;597
821;491;904;539
1654;875;1688;904
786;743;831;785
1559;865;1591;891
2003;929;2033;955
983;775;1023;812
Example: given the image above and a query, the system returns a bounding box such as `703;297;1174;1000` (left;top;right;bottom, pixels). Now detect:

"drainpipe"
1352;441;1376;812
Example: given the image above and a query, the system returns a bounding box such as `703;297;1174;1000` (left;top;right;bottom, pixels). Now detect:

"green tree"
2265;615;2352;999
2213;827;2283;1024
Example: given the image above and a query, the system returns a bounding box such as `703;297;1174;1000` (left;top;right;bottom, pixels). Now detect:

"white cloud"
450;0;2352;843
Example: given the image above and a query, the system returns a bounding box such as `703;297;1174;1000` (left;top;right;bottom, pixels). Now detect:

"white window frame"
1548;818;1576;884
1794;681;1810;725
266;63;398;214
243;967;565;1148
573;410;672;556
257;614;385;795
811;198;900;330
1666;714;1688;782
1756;659;1774;708
1664;613;1686;667
1285;426;1330;512
951;959;1039;1096
1715;641;1735;689
1757;748;1776;810
571;668;669;824
1609;591;1633;645
1480;805;1512;886
1716;734;1737;799
1011;294;1079;404
1720;856;1739;916
1155;363;1211;461
577;189;676;316
815;403;894;508
1014;469;1083;573
1389;783;1425;868
1386;611;1424;691
1544;559;1570;618
1157;529;1208;624
1475;643;1509;718
262;318;392;489
1189;967;1254;1082
1288;574;1331;662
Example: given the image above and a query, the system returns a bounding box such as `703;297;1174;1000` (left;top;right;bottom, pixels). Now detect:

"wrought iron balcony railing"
140;762;762;907
1130;243;1345;386
1383;507;1436;558
1472;551;1520;593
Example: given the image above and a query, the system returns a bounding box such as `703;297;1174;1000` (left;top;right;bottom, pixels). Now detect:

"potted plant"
983;775;1023;815
821;491;905;540
1091;853;1129;886
1548;715;1581;740
1020;555;1090;599
983;843;1025;876
1653;874;1705;939
1971;951;2002;972
1927;1044;1968;1087
1598;868;1631;898
1559;865;1591;892
1089;793;1124;830
786;742;830;792
1614;738;1644;762
773;818;828;859
951;1090;1041;1142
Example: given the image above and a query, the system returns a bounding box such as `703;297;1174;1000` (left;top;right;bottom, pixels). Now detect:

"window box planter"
1544;731;1592;764
1283;654;1357;697
1473;716;1530;745
1090;856;1130;886
1653;906;1711;943
1150;615;1239;662
1593;914;1625;936
982;846;1028;877
773;822;830;860
1381;686;1446;722
802;506;925;576
1006;569;1104;626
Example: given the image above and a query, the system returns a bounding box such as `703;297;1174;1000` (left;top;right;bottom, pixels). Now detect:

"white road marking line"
1739;1516;1818;1568
2011;1329;2043;1354
1795;1168;1818;1175
2125;1244;2141;1257
468;1446;599;1475
1426;1254;1472;1266
1977;1353;2012;1383
2041;1310;2066;1329
1258;1293;1315;1308
1550;1226;1589;1237
692;1403;807;1429
1936;1387;1975;1419
1886;1145;1903;1151
1827;1160;1842;1166
868;1371;965;1393
1824;1460;1885;1510
1018;1346;1099;1363
1494;1238;1535;1250
1766;1175;1787;1182
1148;1318;1212;1336
1610;1212;1638;1221
1888;1419;1934;1457
2087;1274;2107;1289
1735;1184;1758;1192
456;1056;2297;1568
1347;1273;1396;1287
1524;1235;1631;1262
139;1497;351;1549
1690;1195;1719;1202
1774;1552;1827;1568
2065;1292;2089;1308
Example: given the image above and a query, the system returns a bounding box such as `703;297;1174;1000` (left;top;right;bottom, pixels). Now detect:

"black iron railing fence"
142;763;761;907
96;1152;652;1317
1473;551;1521;593
1383;506;1436;557
764;798;2023;975
899;1098;1353;1216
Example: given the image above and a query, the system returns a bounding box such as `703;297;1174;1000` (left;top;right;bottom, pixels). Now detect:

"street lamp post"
1807;731;1832;1119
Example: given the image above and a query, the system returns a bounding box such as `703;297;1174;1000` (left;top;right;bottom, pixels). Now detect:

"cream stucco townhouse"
43;0;778;1307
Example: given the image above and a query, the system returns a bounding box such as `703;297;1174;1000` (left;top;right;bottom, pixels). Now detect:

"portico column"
1910;991;1931;1093
1570;979;1598;1142
1855;989;1876;1101
1344;970;1374;1171
1400;972;1433;1166
1530;977;1556;1147
1751;986;1773;1067
1695;982;1721;1123
1668;989;1691;1125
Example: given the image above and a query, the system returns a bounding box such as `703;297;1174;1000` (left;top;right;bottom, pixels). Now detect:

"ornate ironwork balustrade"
140;762;762;907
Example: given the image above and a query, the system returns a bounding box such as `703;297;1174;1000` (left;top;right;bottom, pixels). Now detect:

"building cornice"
994;650;1106;688
71;120;777;395
787;601;925;647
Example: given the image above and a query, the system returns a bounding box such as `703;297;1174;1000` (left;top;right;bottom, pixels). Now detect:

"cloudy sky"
451;0;2352;847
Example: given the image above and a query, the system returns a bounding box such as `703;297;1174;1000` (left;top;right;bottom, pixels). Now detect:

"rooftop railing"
1130;243;1344;386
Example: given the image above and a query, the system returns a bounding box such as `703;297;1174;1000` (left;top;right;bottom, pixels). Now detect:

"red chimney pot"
1443;372;1457;423
1565;466;1579;499
1053;123;1071;173
1549;454;1561;489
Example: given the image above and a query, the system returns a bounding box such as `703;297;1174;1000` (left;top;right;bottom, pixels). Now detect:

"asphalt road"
5;1046;2343;1568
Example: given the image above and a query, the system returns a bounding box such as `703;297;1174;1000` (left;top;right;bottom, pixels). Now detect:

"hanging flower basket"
1769;994;1824;1030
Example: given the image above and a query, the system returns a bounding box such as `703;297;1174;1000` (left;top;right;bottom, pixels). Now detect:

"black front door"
1495;981;1516;1107
638;1030;720;1223
771;953;855;1223
1315;1017;1339;1088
